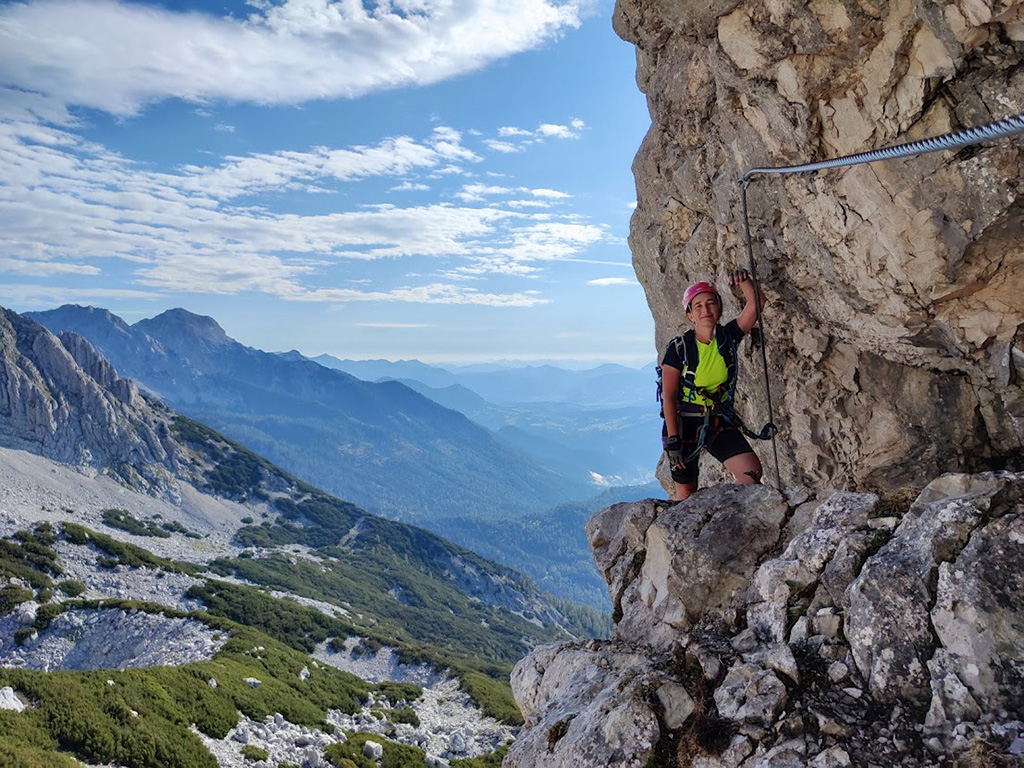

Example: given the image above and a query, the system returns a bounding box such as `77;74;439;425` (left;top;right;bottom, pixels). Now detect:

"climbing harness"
737;110;1024;491
658;324;778;468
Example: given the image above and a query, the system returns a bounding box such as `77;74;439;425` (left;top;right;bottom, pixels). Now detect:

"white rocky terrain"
0;446;517;766
505;474;1024;767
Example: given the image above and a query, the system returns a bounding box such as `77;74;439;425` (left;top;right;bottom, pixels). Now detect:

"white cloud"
214;123;236;133
506;200;554;209
588;277;638;286
0;117;617;306
390;181;431;192
0;0;581;116
176;131;479;200
538;123;576;139
0;283;161;303
357;322;434;328
293;283;548;307
455;183;513;202
498;126;533;137
483;139;523;154
0;257;100;276
530;188;571;199
505;221;607;261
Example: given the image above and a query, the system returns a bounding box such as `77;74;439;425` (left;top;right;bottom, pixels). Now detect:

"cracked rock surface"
508;474;1024;767
618;0;1024;491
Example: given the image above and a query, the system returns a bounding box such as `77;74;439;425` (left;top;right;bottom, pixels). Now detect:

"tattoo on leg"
744;469;763;483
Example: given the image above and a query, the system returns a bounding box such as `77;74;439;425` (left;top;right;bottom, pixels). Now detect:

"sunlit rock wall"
616;0;1024;490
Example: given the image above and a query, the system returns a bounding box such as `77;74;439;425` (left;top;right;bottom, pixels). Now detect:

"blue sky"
0;0;654;364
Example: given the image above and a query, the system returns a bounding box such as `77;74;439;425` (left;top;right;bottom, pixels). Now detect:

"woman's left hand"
728;269;751;287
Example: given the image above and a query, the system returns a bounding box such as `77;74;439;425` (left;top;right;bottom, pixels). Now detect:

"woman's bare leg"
674;481;698;500
724;452;762;485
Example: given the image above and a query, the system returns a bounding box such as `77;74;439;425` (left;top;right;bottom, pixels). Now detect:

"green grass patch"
324;732;426;768
242;745;269;761
451;744;511;767
0;524;61;591
0;584;34;616
101;509;171;539
0;603;372;768
61;523;201;576
56;580;86;597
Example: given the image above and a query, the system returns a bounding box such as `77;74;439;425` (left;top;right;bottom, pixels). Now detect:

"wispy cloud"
292;283;548;307
588;277;638;286
357;322;434;328
486;118;586;151
177;127;480;199
0;0;581;117
0;119;610;304
0;258;100;276
390;181;432;192
483;139;523;154
455;183;571;203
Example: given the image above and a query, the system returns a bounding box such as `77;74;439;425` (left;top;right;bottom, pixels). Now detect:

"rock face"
0;307;186;491
506;474;1024;767
617;0;1024;490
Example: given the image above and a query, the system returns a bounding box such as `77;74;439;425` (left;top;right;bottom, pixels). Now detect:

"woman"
660;269;766;500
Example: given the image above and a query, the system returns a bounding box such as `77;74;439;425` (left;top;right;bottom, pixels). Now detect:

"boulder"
510;474;1024;766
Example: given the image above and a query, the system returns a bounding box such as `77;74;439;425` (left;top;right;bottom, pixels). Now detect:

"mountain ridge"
28;304;588;520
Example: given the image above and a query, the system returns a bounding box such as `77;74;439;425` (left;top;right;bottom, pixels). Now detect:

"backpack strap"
677;327;737;409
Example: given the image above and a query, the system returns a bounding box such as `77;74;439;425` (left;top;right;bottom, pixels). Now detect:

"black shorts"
661;416;754;485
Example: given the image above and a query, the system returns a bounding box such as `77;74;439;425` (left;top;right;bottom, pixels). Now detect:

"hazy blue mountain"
29;305;590;521
391;376;660;486
431;481;664;611
314;355;459;389
317;354;655;409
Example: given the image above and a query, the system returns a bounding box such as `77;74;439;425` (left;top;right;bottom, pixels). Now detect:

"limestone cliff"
617;0;1024;490
506;475;1024;767
0;307;186;492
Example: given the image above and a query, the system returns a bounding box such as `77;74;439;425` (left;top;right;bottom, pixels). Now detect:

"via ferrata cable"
737;110;1024;492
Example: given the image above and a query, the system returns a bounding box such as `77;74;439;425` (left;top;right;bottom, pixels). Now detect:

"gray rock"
656;681;695;729
616;486;788;650
0;686;25;712
714;664;788;726
846;473;1023;706
362;739;383;760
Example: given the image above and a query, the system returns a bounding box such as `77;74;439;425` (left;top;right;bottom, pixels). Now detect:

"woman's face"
686;292;721;326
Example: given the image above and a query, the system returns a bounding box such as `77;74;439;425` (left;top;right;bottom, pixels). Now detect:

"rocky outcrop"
506;473;1024;767
617;0;1024;490
0;307;185;491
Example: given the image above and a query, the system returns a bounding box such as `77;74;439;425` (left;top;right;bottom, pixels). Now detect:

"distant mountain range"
314;355;662;487
29;305;591;521
0;304;609;766
314;355;655;409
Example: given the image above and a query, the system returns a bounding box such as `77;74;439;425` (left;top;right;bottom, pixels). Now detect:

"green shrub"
33;603;64;633
62;524;178;572
386;707;420;727
57;580;86;597
0;527;61;589
451;744;510;768
0;584;34;615
101;508;171;539
242;745;269;761
13;628;36;646
325;732;426;768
